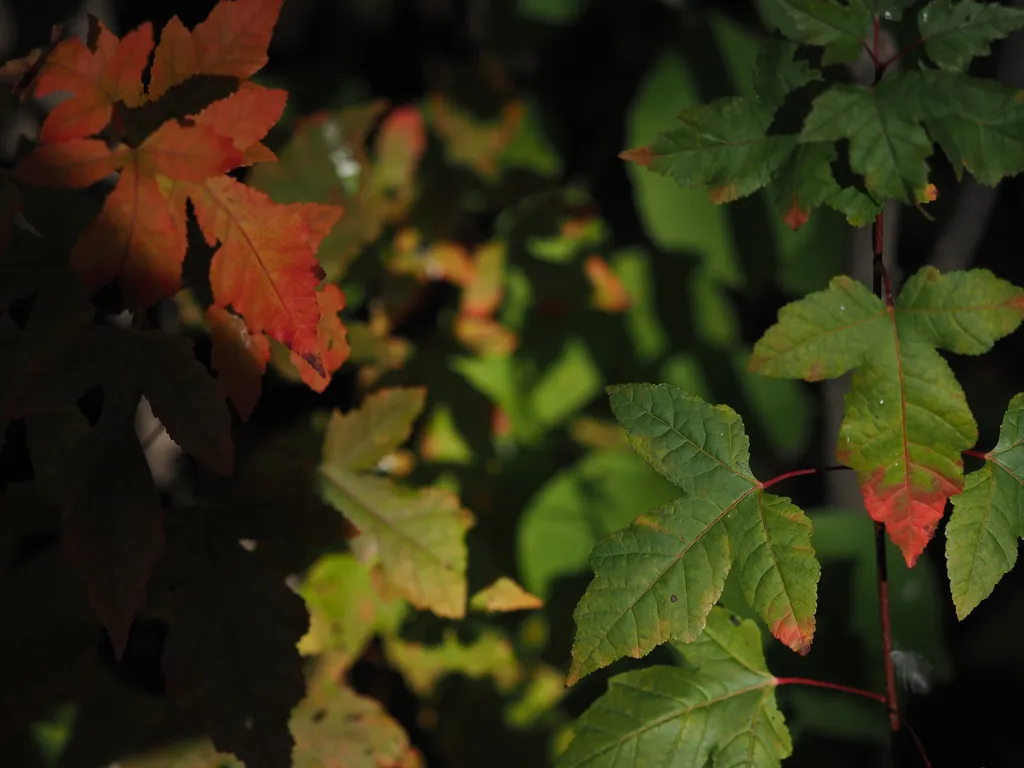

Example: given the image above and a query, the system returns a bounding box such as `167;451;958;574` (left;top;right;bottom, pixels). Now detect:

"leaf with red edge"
208;306;271;421
290;282;351;393
567;383;819;686
374;106;427;204
180;175;341;367
34;18;152;142
750;267;1024;566
148;0;285;100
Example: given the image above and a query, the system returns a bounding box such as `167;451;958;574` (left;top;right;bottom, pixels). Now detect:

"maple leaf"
180;176;340;365
558;607;792;768
296;553;405;666
639;96;796;205
946;393;1024;619
191;80;288;164
625;40;835;227
48;123;243;309
567;384;819;686
800;78;934;205
207;306;271;421
918;0;1024;72
904;69;1024;187
148;0;285;99
33;17;152;142
469;577;544;613
160;502;308;768
13;1;344;375
319;388;474;618
768;0;873;64
750;267;1024;566
291;675;423;768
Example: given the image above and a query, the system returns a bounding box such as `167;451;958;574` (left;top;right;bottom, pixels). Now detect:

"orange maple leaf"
148;0;285;100
290;283;351;393
179;176;340;366
54;121;244;308
34;18;152;142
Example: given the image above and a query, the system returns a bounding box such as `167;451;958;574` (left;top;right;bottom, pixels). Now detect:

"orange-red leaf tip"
782;195;810;231
619;145;656;167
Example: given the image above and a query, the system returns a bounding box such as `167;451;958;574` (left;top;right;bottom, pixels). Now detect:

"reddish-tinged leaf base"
860;465;961;567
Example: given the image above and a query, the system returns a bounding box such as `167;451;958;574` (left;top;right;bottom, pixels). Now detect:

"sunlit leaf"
319;388;474;618
568;384;819;685
751;267;1024;566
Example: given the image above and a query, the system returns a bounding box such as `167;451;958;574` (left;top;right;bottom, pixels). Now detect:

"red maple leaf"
12;0;345;375
33;18;152;141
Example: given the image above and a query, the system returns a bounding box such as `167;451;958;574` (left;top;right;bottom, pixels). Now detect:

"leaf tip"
619;145;656;167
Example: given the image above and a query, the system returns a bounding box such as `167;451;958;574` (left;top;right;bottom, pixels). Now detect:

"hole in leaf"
76;386;104;426
669;594;678;603
312;709;326;723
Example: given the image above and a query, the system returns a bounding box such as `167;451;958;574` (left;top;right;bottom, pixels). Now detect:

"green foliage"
567;384;819;685
751;268;1024;566
319;388;474;618
559;607;792;768
947;393;1024;619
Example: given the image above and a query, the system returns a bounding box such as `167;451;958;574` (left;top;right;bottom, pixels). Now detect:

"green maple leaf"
640;97;796;205
946;393;1024;619
319;387;474;618
918;0;1024;72
765;0;873;64
754;39;822;113
800;78;934;204
905;70;1024;187
567;384;819;686
750;267;1024;567
558;607;792;768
